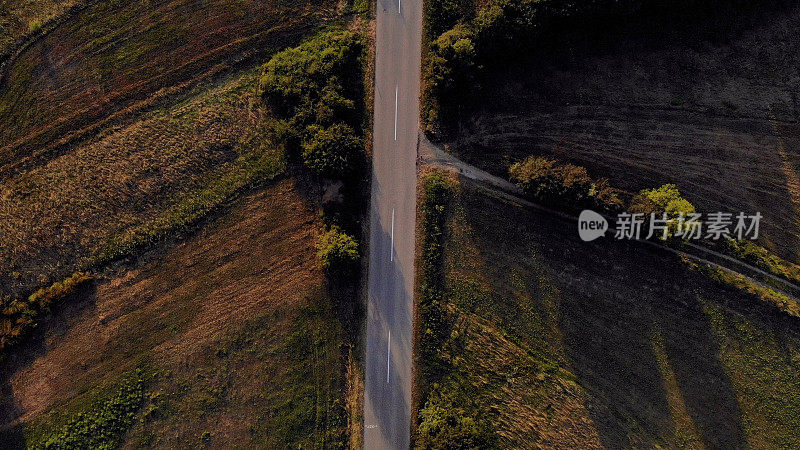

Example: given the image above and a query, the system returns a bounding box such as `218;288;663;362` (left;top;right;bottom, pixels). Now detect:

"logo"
578;210;608;242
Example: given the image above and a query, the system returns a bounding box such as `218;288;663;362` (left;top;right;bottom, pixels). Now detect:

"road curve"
363;0;423;448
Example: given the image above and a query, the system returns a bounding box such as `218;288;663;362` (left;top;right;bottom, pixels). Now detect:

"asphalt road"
363;0;423;448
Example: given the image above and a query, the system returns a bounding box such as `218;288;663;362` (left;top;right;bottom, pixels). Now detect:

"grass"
0;67;282;301
681;256;800;319
415;174;800;448
13;294;348;448
0;0;83;57
721;239;800;285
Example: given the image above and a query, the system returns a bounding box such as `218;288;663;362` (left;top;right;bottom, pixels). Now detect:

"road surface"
363;0;423;447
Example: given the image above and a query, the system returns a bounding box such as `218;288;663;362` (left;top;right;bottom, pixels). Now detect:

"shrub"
28;19;43;34
1;272;93;354
418;173;455;386
509;156;560;202
422;25;477;135
301;123;363;178
509;156;594;207
426;0;472;38
316;227;359;273
633;184;696;240
589;178;624;213
259;30;365;167
640;184;695;220
416;393;497;449
556;163;592;203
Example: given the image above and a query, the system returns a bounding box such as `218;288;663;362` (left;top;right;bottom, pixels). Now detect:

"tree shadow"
458;184;750;447
0;281;97;447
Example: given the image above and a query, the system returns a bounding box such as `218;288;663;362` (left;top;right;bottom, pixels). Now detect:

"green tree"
509;156;560;202
301;123;363;178
316;227;359;272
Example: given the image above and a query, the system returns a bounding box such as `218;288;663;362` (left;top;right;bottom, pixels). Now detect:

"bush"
28;19;43;34
422;25;477;135
509;156;560;201
640;184;695;218
633;184;696;240
259;30;365;172
301;123;363;178
316;227;359;273
426;0;472;38
1;272;93;354
416;393;497;449
258;31;362;119
589;178;624;213
509;156;595;207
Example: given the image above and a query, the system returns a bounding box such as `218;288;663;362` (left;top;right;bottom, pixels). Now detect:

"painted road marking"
387;330;391;383
394;86;398;141
391;208;395;262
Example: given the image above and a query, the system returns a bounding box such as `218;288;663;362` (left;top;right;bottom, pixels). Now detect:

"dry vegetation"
0;68;282;299
445;1;800;262
0;180;350;448
417;172;800;448
0;0;337;174
0;0;82;57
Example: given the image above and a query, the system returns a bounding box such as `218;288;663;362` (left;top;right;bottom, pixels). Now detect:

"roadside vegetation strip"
422;147;800;319
258;28;369;274
413;171;498;448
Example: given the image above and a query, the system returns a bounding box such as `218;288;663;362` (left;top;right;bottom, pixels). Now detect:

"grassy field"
0;66;283;300
0;0;337;175
433;0;800;262
0;179;351;448
415;172;800;448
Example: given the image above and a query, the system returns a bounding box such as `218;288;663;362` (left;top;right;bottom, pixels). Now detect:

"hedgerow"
0;272;93;356
509;156;623;213
417;172;455;387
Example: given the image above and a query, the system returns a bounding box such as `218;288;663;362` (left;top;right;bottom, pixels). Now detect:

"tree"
556;163;592;203
301;123;363;178
316;227;359;273
509;156;560;202
590;178;624;213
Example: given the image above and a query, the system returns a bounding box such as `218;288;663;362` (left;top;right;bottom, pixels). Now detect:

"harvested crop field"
448;2;800;262
0;178;349;447
0;0;336;173
424;175;800;448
